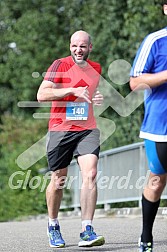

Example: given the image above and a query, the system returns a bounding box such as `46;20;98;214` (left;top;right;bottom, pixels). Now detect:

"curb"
12;207;167;222
94;207;167;218
57;207;167;219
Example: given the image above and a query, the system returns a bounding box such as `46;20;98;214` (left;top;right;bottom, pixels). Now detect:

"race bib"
66;102;89;120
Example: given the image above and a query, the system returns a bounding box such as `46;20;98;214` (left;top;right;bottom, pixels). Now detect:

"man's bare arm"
130;70;167;90
37;80;91;103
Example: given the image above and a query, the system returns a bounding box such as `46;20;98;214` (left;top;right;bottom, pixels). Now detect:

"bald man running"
37;30;105;248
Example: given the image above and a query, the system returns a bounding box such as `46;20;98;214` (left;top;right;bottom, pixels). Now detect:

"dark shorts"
46;129;100;171
145;139;167;175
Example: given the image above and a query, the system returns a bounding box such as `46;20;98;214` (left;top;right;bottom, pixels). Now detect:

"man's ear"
89;43;93;52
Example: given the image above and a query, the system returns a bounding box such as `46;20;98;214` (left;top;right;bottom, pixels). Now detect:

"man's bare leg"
78;154;98;226
46;168;67;248
77;154;105;247
46;168;68;219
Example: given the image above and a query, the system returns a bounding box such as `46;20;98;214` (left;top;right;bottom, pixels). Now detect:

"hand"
92;90;103;105
72;86;91;103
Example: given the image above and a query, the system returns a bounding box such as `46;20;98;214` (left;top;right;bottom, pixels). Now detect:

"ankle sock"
49;217;59;226
82;220;92;231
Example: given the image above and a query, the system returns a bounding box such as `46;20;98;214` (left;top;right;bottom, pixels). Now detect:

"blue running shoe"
78;225;105;247
138;238;153;252
47;224;65;248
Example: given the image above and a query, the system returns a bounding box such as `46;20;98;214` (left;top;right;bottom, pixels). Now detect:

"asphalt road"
0;214;167;252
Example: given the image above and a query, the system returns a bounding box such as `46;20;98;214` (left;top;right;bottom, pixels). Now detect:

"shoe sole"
49;243;65;248
78;236;105;247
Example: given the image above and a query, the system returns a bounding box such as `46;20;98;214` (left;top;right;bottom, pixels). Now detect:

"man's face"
163;4;167;15
70;38;92;66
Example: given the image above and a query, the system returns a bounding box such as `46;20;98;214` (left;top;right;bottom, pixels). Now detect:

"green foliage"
160;199;167;207
0;0;166;221
0;114;48;221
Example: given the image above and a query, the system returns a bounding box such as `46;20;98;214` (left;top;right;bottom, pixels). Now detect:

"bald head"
70;30;92;66
70;30;91;45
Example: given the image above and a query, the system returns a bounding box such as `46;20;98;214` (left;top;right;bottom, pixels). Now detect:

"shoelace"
86;230;96;237
145;248;152;252
90;231;96;235
50;228;61;239
144;243;152;252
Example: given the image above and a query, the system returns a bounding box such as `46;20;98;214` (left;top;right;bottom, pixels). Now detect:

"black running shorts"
46;129;100;171
145;139;167;174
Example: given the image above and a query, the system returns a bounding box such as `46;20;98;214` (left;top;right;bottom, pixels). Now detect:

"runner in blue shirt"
130;1;167;251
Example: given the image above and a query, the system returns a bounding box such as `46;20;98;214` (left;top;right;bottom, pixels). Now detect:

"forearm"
37;81;91;103
37;87;73;102
130;70;167;90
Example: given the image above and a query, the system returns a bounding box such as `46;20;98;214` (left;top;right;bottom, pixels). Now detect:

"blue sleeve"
130;35;155;77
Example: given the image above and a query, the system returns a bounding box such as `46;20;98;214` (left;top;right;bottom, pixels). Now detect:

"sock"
49;217;59;226
82;220;92;231
141;194;160;243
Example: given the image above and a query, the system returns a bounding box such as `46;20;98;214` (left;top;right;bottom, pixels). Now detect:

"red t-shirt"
44;56;101;131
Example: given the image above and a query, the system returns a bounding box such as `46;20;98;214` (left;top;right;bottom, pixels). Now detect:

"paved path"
0;214;167;252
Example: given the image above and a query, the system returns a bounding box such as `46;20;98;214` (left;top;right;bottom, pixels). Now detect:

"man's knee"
82;168;97;185
50;170;67;190
147;174;167;193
